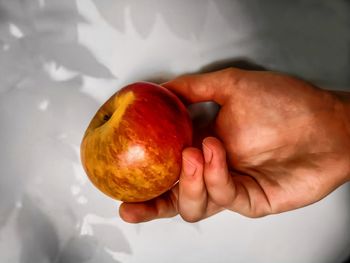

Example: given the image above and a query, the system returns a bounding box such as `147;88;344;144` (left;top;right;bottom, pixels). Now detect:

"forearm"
332;90;350;182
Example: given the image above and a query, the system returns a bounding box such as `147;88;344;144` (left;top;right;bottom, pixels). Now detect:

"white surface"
0;1;349;263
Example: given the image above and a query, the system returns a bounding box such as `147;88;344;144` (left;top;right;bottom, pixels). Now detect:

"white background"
0;1;349;262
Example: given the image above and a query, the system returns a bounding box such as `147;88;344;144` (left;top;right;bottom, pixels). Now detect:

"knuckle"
179;203;205;223
205;169;226;188
246;211;269;219
212;194;234;208
247;205;271;218
180;213;202;223
205;173;234;203
193;83;214;99
226;67;242;87
229;200;272;219
205;175;220;189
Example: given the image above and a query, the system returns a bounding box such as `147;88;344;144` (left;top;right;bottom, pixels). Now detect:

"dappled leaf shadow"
57;235;98;263
0;67;128;260
91;0;126;32
17;196;60;263
92;0;209;39
0;0;127;262
0;0;114;91
129;2;157;38
92;224;131;254
22;36;114;78
1;1;350;263
0;173;21;229
57;235;121;263
158;0;209;39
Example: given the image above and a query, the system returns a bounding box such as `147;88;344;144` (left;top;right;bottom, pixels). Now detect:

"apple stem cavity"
109;91;135;129
103;114;110;122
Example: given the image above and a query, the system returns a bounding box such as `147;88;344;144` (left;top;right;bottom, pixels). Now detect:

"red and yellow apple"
81;82;192;202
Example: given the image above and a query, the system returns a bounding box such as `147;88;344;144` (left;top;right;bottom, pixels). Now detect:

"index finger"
162;68;243;105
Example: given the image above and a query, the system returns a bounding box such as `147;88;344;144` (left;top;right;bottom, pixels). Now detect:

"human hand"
119;68;350;223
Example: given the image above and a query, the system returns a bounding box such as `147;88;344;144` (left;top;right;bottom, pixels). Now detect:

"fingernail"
182;157;197;177
202;143;213;164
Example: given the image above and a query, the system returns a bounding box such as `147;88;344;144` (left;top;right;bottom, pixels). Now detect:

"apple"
81;82;193;202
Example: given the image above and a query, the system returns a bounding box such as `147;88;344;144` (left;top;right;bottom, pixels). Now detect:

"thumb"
162;68;242;105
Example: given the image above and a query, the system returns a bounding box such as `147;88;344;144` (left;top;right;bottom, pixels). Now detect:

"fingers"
119;147;208;224
119;146;225;224
120;136;273;223
178;147;207;222
202;137;236;207
119;148;207;224
162;68;243;105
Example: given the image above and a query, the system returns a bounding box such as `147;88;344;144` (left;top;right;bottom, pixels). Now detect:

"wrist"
332;90;350;182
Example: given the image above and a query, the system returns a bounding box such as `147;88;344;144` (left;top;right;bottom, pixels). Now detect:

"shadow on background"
0;0;130;262
0;0;350;263
200;57;267;72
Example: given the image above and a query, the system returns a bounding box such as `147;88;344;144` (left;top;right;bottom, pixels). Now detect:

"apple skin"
81;82;193;202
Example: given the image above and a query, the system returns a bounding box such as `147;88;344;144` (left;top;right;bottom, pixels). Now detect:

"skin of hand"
119;68;350;223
